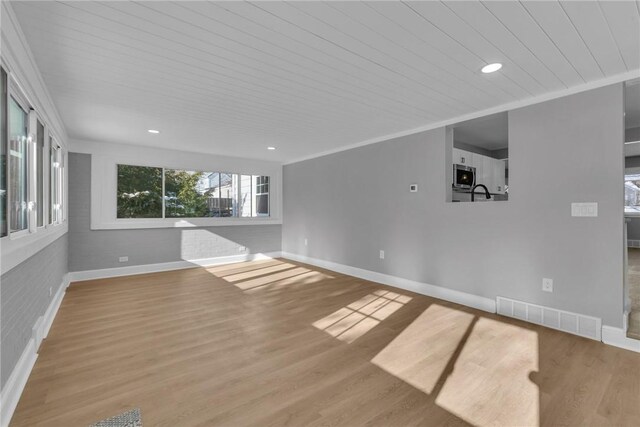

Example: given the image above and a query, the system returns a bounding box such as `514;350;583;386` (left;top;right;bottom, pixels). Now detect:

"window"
36;119;44;227
239;174;252;218
48;136;52;224
0;65;65;240
254;176;269;216
116;164;270;219
8;96;28;233
50;139;65;224
1;67;7;237
116;164;163;218
164;169;210;218
625;174;640;214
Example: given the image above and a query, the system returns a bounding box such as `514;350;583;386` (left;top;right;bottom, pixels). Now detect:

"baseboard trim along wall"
602;326;640;353
68;252;283;282
282;252;638;353
281;252;497;313
0;274;70;427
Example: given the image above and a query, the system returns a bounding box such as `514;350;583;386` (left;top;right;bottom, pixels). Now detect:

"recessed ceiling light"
148;129;160;134
481;63;502;74
267;146;276;150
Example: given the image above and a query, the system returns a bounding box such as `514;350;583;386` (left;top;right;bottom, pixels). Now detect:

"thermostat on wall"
409;184;418;192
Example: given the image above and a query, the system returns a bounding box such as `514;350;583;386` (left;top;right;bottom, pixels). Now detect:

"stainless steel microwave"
453;164;475;189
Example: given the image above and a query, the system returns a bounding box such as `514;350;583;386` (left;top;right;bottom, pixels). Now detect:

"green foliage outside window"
164;170;209;217
117;165;163;218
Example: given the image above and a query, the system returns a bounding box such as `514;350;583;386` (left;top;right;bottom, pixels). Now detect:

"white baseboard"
602;325;640;353
68;252;283;282
281;252;496;313
0;273;70;427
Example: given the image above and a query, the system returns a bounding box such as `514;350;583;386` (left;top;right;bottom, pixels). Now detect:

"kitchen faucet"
471;184;492;202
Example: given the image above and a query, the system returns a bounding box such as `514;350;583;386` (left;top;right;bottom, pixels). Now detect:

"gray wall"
68;153;281;272
626;126;640;143
625;155;640;169
283;84;624;327
1;234;68;388
627;218;640;240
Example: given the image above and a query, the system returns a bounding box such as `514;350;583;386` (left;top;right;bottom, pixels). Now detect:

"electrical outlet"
304;238;308;246
238;246;246;252
118;256;129;263
379;250;385;259
542;278;553;293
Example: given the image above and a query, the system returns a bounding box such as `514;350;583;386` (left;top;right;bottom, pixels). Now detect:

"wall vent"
496;297;601;341
628;239;640;248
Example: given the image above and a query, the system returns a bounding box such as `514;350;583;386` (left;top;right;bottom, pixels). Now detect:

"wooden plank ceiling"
9;1;640;162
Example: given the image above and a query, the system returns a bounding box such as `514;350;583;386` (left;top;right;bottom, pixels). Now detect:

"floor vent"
628;239;640;248
496;297;601;341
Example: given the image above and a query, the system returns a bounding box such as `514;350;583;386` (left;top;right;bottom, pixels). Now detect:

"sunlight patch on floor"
232;267;312;290
434;316;539;426
221;263;297;282
372;304;475;394
372;304;539;426
313;290;412;343
243;270;334;293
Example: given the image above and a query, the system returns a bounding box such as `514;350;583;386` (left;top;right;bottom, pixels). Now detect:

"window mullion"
162;167;166;219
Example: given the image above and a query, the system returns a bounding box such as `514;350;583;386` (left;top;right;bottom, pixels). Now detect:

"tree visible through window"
117;165;163;218
8;96;28;232
116;164;270;219
164;169;208;218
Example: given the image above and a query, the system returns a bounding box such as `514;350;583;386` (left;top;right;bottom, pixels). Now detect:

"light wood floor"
11;259;640;426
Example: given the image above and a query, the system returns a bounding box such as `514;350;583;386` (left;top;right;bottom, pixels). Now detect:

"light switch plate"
571;202;598;217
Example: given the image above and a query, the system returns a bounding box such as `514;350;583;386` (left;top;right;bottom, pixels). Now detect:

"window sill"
1;221;68;275
90;217;282;230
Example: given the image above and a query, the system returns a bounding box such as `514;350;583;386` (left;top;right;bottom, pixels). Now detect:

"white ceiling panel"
6;0;640;162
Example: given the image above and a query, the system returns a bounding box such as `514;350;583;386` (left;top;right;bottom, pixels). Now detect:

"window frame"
116;164;272;220
29;109;49;229
90;152;281;230
7;77;31;239
0;57;69;275
1;66;7;238
50;138;63;226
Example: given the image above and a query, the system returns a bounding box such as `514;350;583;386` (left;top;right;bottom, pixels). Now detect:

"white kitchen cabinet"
452;148;472;165
454;148;506;194
493;159;506;194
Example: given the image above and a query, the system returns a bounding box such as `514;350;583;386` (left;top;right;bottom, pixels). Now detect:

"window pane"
164;169;209;218
239;174;252;217
253;175;270;216
9;97;28;232
117;164;163;218
37;120;44;227
0;68;7;236
219;173;235;217
49;138;54;224
625;174;640;214
51;143;61;224
201;172;220;217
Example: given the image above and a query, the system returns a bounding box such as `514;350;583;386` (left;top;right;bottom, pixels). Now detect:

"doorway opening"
623;78;640;339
